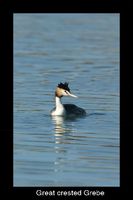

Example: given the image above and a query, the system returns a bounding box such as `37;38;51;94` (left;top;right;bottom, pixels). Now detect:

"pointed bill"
67;91;78;98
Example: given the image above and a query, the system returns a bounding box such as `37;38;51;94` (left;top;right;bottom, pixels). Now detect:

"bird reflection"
51;115;77;136
51;115;77;173
52;115;66;135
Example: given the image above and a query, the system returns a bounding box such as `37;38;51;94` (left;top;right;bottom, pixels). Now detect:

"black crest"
57;82;70;92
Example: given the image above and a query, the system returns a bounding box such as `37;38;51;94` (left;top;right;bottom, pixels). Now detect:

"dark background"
0;0;131;199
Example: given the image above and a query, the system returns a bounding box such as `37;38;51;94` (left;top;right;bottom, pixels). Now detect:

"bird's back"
63;104;86;116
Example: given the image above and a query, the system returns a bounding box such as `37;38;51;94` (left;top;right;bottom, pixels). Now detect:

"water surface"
14;14;119;186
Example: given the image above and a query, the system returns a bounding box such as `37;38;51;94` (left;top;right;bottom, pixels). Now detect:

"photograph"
13;13;120;187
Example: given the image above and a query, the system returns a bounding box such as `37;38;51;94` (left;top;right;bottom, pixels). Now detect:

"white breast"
51;96;66;116
51;105;66;116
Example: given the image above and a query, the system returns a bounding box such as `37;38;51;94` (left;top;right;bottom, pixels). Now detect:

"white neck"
55;96;63;107
51;96;66;116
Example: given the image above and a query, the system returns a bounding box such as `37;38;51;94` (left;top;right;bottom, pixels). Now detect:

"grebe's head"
55;82;78;98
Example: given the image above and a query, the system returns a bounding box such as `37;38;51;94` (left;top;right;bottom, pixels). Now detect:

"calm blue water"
14;14;119;186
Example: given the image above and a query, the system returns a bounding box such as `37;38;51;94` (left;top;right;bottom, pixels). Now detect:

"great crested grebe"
50;82;86;116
